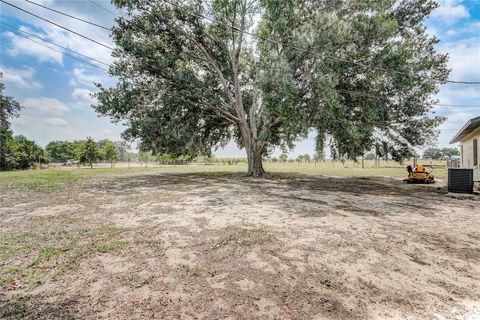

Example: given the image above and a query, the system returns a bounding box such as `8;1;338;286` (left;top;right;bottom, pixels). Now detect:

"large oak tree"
94;0;448;176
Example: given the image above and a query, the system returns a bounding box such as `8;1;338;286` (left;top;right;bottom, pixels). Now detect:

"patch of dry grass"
212;228;274;255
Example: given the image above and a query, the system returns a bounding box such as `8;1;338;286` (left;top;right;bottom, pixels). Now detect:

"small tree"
77;137;101;169
103;140;119;168
46;140;82;162
138;151;151;167
11;135;49;169
279;154;288;163
423;147;443;160
156;153;174;165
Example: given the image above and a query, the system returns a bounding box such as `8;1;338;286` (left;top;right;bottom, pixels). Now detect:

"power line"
335;88;480;108
65;0;480;86
0;0;114;50
1;22;110;66
0;26;109;72
83;1;480;107
5;22;477;110
435;104;480;108
88;0;119;17
5;0;476;108
24;0;111;31
161;0;480;85
85;2;480;96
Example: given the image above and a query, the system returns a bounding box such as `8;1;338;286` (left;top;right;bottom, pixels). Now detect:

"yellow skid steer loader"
404;164;435;184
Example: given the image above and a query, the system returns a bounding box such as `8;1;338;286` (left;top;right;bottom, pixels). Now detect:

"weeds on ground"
0;294;28;320
0;223;133;291
212;228;274;255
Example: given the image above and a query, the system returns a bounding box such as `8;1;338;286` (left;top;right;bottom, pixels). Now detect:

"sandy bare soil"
1;172;479;319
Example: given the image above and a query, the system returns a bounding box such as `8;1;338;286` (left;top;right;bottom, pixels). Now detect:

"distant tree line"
46;139;127;166
422;147;459;160
45;138;128;168
1;72;128;171
1;73;48;171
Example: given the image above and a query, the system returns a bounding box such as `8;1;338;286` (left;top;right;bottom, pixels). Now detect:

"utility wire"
0;0;114;50
5;0;477;107
1;22;110;66
88;0;119;17
161;0;480;85
335;88;480;108
5;21;477;109
0;26;109;72
435;104;480;108
24;0;111;31
80;0;480;86
11;0;478;86
88;0;480;107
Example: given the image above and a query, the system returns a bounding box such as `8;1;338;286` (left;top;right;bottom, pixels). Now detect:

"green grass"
95;240;128;253
0;162;447;193
0;167;166;192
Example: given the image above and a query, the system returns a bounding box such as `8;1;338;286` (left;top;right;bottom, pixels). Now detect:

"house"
450;116;480;185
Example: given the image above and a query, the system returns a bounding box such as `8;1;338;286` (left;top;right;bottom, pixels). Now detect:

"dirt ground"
1;171;479;319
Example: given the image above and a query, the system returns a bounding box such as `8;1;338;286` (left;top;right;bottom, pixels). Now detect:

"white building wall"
459;128;480;183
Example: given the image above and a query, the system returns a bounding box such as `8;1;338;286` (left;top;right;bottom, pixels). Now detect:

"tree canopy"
1;72;23;171
46;140;84;162
9;135;49;169
77;137;102;168
423;147;459;160
94;0;448;176
103;140;120;167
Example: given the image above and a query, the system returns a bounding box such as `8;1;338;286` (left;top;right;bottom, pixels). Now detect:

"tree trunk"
90;162;93;169
246;144;266;177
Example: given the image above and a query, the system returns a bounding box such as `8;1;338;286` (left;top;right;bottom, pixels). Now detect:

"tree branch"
164;19;237;108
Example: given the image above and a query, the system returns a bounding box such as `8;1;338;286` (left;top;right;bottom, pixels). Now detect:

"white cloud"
10;93;121;147
70;68;105;87
22;97;69;114
431;0;469;25
439;38;480;83
3;31;63;65
45;117;68;127
1;0;115;68
446;21;480;37
72;87;96;108
72;88;92;101
0;65;42;89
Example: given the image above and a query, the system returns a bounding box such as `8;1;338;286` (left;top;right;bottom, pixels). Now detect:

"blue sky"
1;0;479;158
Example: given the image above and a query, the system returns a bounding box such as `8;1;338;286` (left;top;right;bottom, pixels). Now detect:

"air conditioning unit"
448;168;474;194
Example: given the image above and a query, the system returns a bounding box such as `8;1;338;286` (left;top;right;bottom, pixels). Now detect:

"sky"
0;0;479;158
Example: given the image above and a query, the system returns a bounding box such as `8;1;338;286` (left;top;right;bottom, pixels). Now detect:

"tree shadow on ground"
92;172;449;218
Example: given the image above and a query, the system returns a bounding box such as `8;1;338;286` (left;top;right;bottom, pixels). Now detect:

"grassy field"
0;162;447;193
